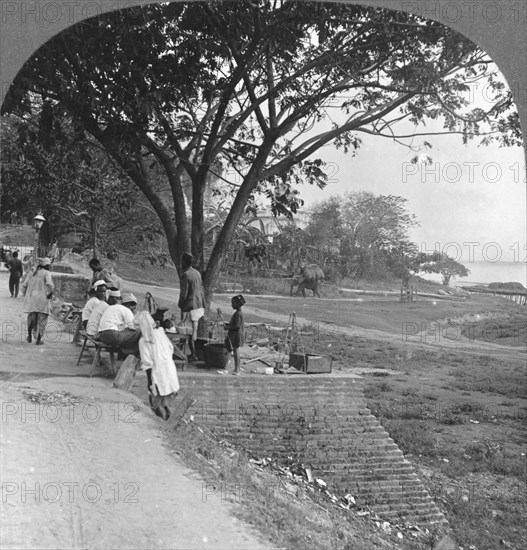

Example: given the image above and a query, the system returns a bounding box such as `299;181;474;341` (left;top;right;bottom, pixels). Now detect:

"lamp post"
33;213;45;259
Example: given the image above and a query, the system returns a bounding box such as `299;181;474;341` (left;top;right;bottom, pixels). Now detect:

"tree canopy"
0;110;163;260
2;0;519;299
306;191;419;280
420;253;470;285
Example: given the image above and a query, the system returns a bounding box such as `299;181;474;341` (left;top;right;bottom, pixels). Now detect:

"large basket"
203;343;231;369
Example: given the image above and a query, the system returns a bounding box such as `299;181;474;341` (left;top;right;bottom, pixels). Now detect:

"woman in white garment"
136;311;180;420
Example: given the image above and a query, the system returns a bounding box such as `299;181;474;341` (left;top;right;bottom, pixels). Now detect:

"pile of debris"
247;455;438;545
22;390;81;407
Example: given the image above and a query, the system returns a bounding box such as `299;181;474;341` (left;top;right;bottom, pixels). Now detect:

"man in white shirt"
86;290;117;338
98;292;141;350
82;280;107;329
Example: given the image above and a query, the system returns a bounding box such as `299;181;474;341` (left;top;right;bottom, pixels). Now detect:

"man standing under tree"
178;252;205;362
5;251;23;298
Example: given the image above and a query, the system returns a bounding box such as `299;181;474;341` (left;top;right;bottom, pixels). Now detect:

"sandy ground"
0;270;274;550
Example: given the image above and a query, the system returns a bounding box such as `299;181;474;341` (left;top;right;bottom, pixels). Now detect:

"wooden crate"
288;353;332;374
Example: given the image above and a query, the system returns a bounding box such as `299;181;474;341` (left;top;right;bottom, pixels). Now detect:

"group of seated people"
81;260;180;420
83;281;141;351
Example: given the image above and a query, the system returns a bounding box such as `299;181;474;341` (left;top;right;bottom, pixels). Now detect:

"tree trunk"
191;173;205;270
90;216;97;259
203;140;275;303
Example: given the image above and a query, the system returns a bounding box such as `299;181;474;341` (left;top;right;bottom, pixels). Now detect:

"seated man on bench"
82;280;108;330
98;292;141;354
86;289;119;339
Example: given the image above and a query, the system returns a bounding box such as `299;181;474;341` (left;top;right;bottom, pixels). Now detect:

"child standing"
225;294;245;375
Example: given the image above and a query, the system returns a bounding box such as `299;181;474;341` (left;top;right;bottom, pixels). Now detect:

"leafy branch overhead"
0;111;162;257
3;0;519;299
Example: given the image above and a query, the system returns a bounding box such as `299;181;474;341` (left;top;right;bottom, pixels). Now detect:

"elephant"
290;264;324;297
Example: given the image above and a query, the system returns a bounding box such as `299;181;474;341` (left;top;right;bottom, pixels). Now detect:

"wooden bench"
76;331;119;377
77;331;187;377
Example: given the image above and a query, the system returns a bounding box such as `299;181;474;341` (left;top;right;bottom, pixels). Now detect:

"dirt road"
0;270;274;550
67;257;526;363
123;279;526;363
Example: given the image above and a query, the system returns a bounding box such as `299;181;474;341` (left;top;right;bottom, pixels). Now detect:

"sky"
295;117;526;266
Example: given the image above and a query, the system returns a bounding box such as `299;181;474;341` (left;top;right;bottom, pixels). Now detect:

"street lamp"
33;213;45;258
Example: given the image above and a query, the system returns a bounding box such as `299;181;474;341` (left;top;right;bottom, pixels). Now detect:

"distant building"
246;207;312;240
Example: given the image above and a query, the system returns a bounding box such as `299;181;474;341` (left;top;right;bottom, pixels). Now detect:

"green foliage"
303;191;419;281
305;196;343;251
0;110;164;259
2;1;518;295
420;253;470;285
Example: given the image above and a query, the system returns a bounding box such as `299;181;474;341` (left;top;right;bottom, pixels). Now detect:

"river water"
420;260;527;287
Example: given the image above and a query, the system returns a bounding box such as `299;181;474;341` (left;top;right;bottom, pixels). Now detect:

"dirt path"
124;279;525;362
66;257;525;363
240;303;526;362
0;270;274;550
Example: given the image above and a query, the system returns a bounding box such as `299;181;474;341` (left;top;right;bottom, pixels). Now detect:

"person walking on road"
5;251;23;298
177;252;205;362
21;257;54;345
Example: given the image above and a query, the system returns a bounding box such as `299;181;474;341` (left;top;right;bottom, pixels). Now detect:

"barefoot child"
225;294;245;375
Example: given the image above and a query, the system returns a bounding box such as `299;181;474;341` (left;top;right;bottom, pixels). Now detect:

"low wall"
179;372;445;525
51;272;88;304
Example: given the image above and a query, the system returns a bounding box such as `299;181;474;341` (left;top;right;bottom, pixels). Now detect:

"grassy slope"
114;255;179;287
0;224;35;246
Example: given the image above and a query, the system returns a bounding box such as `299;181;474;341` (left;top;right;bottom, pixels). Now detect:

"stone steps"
372;506;447;525
182;374;446;527
320;463;415;473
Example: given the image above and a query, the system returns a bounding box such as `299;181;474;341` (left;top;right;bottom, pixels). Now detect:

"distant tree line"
233;192;470;286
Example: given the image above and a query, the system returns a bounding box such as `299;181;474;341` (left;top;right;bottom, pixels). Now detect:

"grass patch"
459;441;527;479
425;470;527;550
460;308;527;347
363;381;391;398
452;365;527;398
381;419;439;457
347;323;525;550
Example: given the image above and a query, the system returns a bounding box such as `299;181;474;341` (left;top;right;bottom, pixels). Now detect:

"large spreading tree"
2;0;520;300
